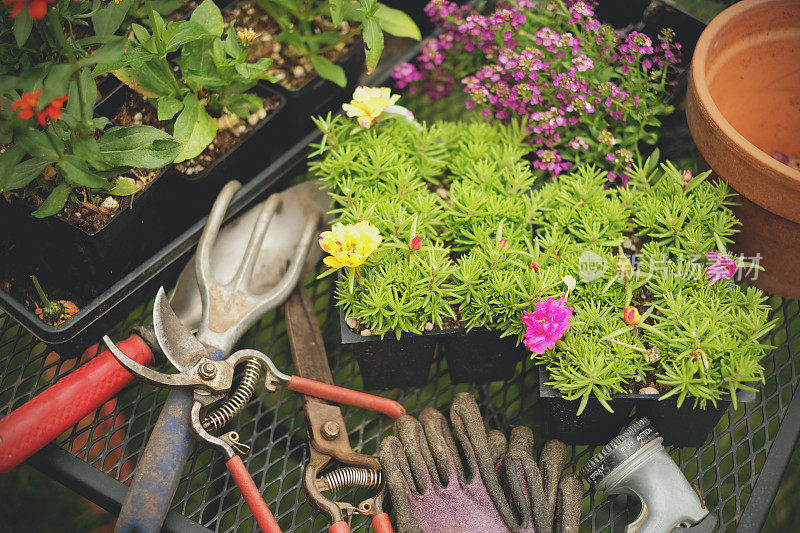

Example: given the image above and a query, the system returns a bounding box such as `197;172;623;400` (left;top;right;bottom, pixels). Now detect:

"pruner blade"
102;335;197;390
153;286;208;373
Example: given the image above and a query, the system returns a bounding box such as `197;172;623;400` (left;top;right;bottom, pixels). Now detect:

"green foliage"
99;0;275;162
312;115;774;412
256;0;420;86
0;0;181;217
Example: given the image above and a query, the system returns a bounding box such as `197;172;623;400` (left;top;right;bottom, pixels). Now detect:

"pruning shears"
103;289;405;532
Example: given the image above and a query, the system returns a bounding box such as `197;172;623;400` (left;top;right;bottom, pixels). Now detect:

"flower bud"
623;305;641;325
409;236;422;250
682;169;692;185
531;262;540;271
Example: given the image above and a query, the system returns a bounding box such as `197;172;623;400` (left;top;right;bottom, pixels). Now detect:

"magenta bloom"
705;252;737;285
522;297;573;354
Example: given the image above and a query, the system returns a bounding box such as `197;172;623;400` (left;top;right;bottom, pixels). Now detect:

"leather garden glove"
379;392;582;533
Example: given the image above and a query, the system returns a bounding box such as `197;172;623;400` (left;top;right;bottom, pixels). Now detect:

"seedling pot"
442;330;523;384
266;41;364;139
0;84;286;339
686;0;800;298
538;366;756;446
339;308;521;388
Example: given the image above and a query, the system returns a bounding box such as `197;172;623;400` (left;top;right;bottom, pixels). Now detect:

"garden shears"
103;288;406;532
285;286;396;533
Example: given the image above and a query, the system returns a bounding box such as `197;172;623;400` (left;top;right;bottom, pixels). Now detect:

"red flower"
11;90;40;120
409;236;422;250
498;239;507;248
37;94;67;125
531;262;540;271
5;0;54;19
11;91;67;126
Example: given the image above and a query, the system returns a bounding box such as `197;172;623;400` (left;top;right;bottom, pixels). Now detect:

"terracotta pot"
686;0;800;298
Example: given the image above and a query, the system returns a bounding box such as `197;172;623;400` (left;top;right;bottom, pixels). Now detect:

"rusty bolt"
321;421;340;440
198;361;217;380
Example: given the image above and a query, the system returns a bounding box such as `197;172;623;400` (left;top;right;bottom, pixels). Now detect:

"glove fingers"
555;474;583;533
487;429;508;467
538;440;568;528
394;414;442;492
419;407;465;486
379;436;423;533
449;393;518;528
502;426;538;531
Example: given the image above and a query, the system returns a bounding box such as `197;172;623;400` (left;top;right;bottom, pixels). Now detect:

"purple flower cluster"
392;0;681;183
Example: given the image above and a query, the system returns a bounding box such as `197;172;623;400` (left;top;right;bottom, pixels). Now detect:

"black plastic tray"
538;365;757;446
0;26;427;350
339;306;522;388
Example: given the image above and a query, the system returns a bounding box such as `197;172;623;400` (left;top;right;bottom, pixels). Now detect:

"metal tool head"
153;287;208;373
182;180;326;353
285;287;387;523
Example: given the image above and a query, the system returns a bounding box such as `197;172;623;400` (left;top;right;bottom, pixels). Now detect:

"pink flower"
409;236;422;250
705;252;736;285
522;297;573;355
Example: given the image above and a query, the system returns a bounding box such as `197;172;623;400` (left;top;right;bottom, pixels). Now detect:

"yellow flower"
318;221;382;269
341;86;400;129
237;28;259;45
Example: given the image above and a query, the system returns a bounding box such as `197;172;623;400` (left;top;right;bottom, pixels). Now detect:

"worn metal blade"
152;287;208;372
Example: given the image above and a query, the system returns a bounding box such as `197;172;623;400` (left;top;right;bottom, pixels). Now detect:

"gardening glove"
379;392;582;533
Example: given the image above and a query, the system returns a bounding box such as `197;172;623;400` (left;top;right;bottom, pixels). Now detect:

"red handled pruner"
103;291;405;533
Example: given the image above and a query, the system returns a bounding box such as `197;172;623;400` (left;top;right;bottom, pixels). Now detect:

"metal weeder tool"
104;291;405;533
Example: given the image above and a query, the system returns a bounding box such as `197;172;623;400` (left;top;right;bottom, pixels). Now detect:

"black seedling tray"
0;27;426;351
339;307;522;388
538;366;757;446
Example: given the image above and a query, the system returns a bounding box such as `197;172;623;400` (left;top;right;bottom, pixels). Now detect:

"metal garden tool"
0;179;326;475
379;393;583;533
581;418;718;533
112;179;325;533
104;289;406;532
285;286;398;533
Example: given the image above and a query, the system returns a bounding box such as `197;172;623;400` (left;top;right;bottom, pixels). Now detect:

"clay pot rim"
689;0;800;183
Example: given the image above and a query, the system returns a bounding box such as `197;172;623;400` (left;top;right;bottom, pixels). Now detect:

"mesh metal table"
1;267;798;532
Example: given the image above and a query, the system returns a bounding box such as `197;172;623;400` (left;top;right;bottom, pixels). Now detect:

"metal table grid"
1;266;798;532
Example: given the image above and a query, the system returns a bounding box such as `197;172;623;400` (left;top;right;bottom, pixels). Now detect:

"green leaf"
94;41;153;76
84;37;126;67
98;125;182;167
310;55;347;87
223;27;244;59
108;176;141;196
32;182;72;218
131;23;153;45
16;129;61;161
63;68;97;123
172;94;217;162
165;20;212;52
71;135;105;169
114;57;181;98
329;0;346;26
57;156;110;188
180;40;221;91
92;0;131;35
190;0;223;37
362;16;383;73
41;64;76;105
13;11;33;47
0;145;25;191
1;158;51;192
157;96;183;120
375;5;421;40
